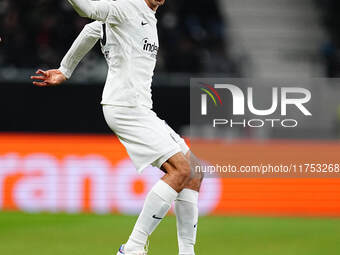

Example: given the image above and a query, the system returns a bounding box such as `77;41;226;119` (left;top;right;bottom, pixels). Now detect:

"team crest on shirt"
142;38;158;59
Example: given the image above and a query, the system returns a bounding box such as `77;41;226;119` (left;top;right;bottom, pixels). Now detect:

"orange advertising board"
0;134;339;216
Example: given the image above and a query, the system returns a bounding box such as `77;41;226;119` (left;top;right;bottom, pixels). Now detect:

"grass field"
0;212;340;255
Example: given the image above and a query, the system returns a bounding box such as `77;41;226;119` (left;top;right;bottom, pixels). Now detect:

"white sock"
124;180;178;252
174;188;199;255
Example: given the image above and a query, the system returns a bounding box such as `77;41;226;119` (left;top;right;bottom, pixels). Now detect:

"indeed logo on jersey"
142;38;158;58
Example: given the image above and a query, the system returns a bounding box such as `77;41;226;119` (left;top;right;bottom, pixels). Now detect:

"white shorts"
102;105;190;173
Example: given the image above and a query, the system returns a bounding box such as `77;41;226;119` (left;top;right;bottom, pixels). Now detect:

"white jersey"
59;0;159;108
59;0;190;172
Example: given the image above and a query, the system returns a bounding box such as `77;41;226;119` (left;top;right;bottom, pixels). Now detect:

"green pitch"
0;212;340;255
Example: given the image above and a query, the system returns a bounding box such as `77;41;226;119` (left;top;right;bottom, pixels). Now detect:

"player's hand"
30;69;67;87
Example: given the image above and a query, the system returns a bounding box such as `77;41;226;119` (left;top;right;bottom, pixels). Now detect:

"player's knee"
189;165;204;183
174;160;191;187
184;171;204;191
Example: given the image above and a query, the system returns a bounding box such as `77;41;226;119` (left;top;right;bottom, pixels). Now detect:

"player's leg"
103;105;194;254
160;120;204;255
175;151;204;255
123;152;191;254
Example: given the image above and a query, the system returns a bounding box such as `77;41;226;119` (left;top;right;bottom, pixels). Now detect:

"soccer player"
31;0;204;254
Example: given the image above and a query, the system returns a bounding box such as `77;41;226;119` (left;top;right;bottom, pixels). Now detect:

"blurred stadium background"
1;0;340;254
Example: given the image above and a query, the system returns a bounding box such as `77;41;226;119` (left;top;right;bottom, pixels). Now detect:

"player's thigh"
161;152;190;177
161;151;203;191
